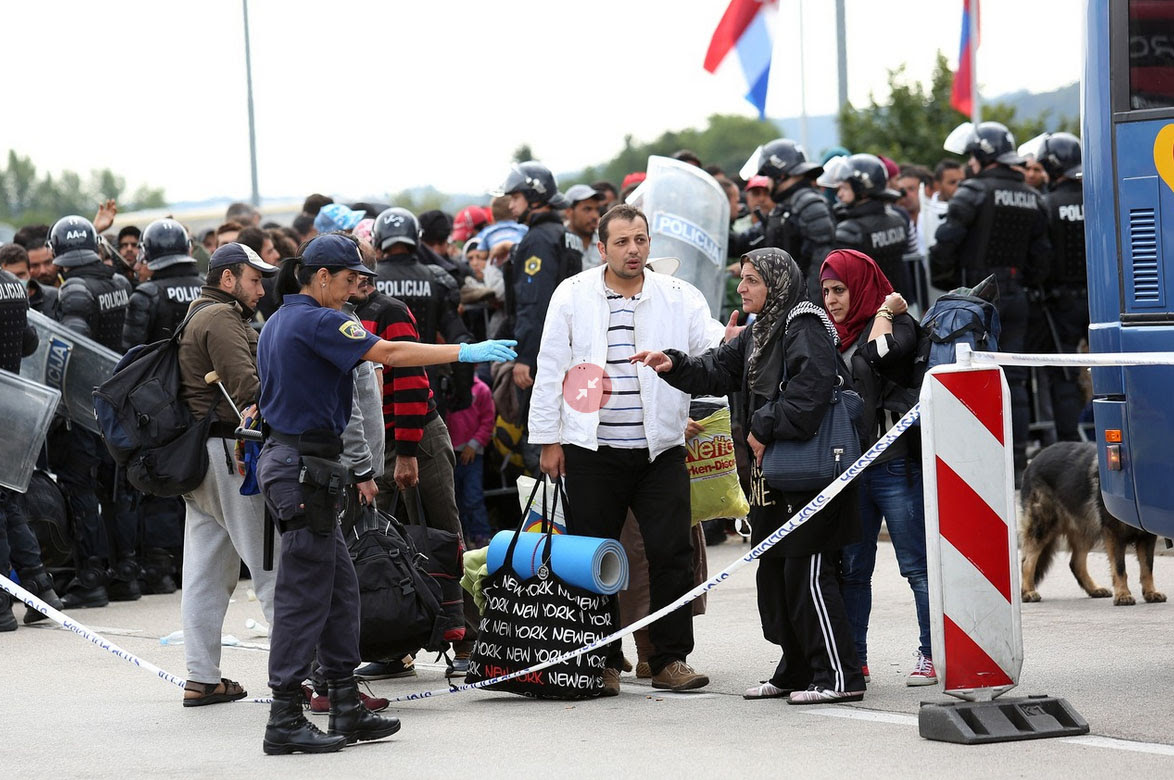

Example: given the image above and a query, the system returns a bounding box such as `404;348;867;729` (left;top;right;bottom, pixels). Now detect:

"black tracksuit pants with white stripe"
758;552;865;693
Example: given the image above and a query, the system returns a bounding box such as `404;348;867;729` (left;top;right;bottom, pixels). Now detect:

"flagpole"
970;0;981;123
798;0;810;149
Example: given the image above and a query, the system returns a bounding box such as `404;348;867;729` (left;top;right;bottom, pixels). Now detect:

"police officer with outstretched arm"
256;233;516;756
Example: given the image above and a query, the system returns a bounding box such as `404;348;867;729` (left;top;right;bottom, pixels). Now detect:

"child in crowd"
444;374;496;548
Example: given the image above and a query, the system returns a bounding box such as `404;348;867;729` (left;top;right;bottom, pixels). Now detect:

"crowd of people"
0;120;1088;752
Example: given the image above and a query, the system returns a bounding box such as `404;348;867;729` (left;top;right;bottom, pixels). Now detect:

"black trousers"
563;444;694;675
996;283;1029;473
267;524;361;691
758;552;864;693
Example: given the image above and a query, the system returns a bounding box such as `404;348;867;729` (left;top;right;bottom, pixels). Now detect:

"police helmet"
944;121;1022;166
495;162;566;208
742;138;822;182
839;154;896;200
373;207;420;251
141;218;194;270
48;215;101;267
1034;132;1082;180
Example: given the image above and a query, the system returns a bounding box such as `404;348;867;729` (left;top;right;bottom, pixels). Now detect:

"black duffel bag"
388;486;466;646
348;505;447;661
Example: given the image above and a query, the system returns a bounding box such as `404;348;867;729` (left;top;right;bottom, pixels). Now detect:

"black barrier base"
918;696;1089;744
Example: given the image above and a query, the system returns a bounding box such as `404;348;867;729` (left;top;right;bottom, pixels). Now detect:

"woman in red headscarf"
819;249;937;689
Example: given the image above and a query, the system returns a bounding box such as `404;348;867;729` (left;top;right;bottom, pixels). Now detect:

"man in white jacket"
530;203;722;696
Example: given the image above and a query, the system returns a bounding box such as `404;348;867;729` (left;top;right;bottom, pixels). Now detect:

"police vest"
962;173;1044;280
374;256;453;344
764;186;832;270
61;265;131;350
836;200;910;291
1045;180;1086;288
0;268;29;373
152;271;203;341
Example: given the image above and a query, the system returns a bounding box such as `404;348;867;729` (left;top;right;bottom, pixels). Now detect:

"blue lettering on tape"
651;211;723;267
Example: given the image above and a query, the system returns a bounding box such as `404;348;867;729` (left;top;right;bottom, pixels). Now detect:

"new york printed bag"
464;478;613;700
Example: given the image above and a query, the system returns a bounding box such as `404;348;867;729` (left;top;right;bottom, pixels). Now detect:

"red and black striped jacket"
355;290;438;458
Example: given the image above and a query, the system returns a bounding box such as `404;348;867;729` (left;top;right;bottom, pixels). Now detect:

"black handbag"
464;478;613;700
761;376;864;493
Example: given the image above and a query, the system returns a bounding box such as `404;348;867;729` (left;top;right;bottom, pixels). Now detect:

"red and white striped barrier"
920;362;1022;701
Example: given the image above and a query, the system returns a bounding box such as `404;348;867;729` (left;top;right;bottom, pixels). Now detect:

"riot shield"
20;308;121;434
0;369;62;492
626;155;729;317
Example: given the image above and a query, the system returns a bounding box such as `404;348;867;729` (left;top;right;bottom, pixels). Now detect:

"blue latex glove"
459;339;518;363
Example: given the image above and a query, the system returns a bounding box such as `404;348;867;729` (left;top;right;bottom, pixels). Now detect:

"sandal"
183;677;248;707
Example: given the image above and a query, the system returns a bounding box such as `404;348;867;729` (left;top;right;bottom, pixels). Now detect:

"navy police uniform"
257;292;380;693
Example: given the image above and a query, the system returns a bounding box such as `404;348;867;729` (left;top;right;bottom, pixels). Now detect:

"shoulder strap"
171;300;231;342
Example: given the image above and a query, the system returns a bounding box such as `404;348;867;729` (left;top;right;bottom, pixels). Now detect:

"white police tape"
386;403;923;702
4;405;920;706
954;343;1174;368
0;575;186;690
1;577;275;704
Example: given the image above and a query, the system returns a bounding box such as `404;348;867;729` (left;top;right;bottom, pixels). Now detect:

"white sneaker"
906;651;938;686
787;685;865;705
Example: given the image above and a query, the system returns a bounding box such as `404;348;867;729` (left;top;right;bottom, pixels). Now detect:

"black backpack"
348;506;448;661
92;303;222;497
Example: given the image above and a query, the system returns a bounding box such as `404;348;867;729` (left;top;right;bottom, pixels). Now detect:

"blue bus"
1084;0;1174;536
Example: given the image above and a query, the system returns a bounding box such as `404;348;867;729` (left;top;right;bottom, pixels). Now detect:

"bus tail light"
1106;444;1122;471
1105;429;1122;443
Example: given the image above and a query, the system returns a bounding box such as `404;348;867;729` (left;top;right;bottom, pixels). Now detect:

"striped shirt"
598;287;646;448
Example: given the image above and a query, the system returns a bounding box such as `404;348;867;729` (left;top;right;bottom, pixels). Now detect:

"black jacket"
59;261;132;351
844;313;920;465
506;210;582;370
661;313;858;557
835;200;913;295
930;166;1051;290
1043;178;1086;288
764;183;835;275
122;262;203;350
28;280;58;319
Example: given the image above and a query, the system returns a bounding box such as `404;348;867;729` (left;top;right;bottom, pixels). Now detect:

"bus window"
1129;0;1174;109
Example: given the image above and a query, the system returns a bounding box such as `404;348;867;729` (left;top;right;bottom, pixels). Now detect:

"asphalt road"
5;537;1173;777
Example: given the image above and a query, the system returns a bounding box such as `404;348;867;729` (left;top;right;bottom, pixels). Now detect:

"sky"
0;0;1083;206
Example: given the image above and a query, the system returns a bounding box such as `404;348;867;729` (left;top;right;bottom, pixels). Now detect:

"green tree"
0;149;168;227
512;144;534;164
563;114;781;189
838;52;1078;167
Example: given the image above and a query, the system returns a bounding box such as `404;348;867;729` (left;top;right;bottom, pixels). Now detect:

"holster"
298;455;349;535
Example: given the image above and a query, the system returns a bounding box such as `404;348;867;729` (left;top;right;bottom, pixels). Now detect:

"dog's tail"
1032;535;1060;584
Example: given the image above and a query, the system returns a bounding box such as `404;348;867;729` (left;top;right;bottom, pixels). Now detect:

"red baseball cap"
450;205;493;243
621;171;647;190
746;175;773;191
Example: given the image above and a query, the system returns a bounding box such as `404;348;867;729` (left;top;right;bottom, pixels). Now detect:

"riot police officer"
494;161;581;469
746;138;835;300
256;233;515;755
825;154;913;297
371;208;474;413
1033;132;1087;441
930;122;1052;480
122;218;203;349
0;265;65;629
50;215;139;607
121;217;202;592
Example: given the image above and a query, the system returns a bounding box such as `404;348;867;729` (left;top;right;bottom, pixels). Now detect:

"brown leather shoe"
635;662;652;679
651;661;709;691
601;668;621;697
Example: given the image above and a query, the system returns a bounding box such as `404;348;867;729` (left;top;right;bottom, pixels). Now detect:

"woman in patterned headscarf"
632;247;865;705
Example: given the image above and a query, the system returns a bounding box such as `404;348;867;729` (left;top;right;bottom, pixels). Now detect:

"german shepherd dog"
1019;442;1166;606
